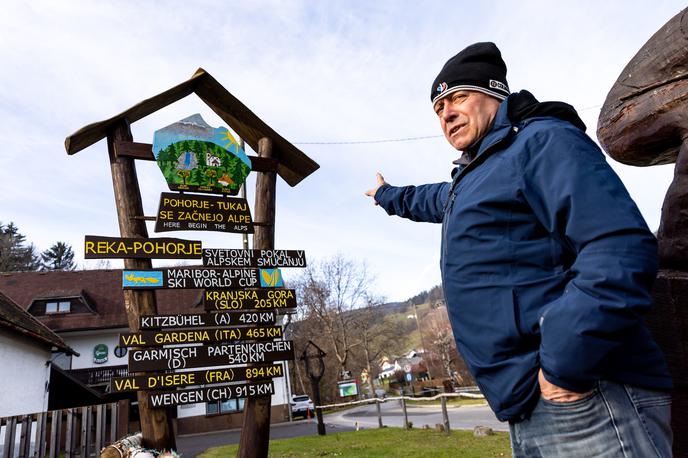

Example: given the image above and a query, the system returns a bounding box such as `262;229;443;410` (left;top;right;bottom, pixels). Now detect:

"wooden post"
106;119;175;451
237;137;276;458
18;415;31;458
440;396;450;434
310;380;326;436
35;412;47;458
95;404;104;453
3;416;16;458
48;411;60;458
79;406;91;458
401;397;409;429
375;400;383;428
64;409;74;458
110;403;118;444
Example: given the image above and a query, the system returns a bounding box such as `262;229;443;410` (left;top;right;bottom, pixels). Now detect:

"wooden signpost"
65;68;319;454
127;341;296;371
203;288;297;311
202;248;306;267
119;325;284;346
148;382;275;408
155;192;254;234
138;311;278;328
111;365;284;392
85;235;202;259
121;267;284;289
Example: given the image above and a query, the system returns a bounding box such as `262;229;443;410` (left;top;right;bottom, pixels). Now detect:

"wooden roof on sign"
64;68;319;186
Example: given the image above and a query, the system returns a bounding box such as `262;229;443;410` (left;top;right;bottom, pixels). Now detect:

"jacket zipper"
440;127;517;268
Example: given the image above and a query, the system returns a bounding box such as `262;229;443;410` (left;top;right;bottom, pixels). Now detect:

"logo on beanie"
436;82;448;93
489;80;508;93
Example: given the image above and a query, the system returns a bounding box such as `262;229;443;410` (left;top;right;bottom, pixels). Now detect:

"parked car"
291;394;314;418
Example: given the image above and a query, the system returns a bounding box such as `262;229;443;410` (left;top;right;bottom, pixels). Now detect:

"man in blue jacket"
366;42;672;457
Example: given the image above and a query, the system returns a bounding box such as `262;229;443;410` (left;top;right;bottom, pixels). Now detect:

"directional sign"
128;340;295;372
155;192;253;234
139;311;277;329
122;267;284;289
203;289;297;311
84;235;202;259
202;249;306;268
111;364;284;392
119;325;283;347
149;381;275;408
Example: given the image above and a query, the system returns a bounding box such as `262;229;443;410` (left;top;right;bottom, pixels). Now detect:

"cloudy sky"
0;1;683;302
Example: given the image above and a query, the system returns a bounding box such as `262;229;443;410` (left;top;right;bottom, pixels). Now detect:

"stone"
473;426;494;437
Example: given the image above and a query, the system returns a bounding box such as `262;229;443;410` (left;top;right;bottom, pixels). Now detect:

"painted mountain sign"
155;192;253;234
153;114;251;195
128;340;295;371
202;249;306;267
122;267;284;289
111;364;284;392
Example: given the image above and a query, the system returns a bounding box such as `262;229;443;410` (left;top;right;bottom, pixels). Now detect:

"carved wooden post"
106;119;176;451
597;8;688;456
237;137;276;458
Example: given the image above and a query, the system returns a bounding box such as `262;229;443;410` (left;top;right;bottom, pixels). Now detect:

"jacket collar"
474;96;514;158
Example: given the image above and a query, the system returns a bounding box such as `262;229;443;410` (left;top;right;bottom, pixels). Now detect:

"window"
206;398;245;415
51;352;72;370
45;301;71;314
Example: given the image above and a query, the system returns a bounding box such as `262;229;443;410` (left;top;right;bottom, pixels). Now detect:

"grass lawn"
198;427;511;457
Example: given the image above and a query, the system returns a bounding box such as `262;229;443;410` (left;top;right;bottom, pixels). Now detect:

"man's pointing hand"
364;172;387;205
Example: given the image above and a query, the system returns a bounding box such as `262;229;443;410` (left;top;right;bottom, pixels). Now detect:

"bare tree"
354;297;396;397
424;306;460;380
296;254;373;375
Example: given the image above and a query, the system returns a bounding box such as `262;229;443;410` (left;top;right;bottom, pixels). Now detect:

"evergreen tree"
41;241;76;271
0;222;41;272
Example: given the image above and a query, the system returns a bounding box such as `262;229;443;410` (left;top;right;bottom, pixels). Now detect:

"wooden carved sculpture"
597;9;688;456
597;7;688;269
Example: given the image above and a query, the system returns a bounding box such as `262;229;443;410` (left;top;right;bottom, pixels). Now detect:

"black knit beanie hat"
431;42;510;105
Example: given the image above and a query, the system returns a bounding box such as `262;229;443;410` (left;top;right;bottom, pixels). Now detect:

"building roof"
0;269;203;332
0;289;76;354
64;68;319;187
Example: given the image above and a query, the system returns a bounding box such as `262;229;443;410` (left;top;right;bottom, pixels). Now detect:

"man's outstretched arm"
365;173;450;223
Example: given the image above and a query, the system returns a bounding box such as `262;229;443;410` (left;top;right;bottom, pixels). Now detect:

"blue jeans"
509;380;672;457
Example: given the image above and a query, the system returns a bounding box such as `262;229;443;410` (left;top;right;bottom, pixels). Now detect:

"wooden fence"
317;392;485;433
0;402;124;458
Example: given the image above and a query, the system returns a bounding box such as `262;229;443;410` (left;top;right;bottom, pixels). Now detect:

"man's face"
434;90;501;151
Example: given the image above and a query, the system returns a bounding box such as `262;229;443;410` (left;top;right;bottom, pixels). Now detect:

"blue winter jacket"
375;92;672;422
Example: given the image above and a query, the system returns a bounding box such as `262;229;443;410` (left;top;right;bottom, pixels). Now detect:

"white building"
0;290;76;418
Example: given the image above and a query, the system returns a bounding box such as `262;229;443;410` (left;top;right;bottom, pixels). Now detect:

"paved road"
177;403;506;457
326;401;508;432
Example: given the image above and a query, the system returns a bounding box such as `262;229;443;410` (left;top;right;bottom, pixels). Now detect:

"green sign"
153;114;251;195
93;344;108;364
